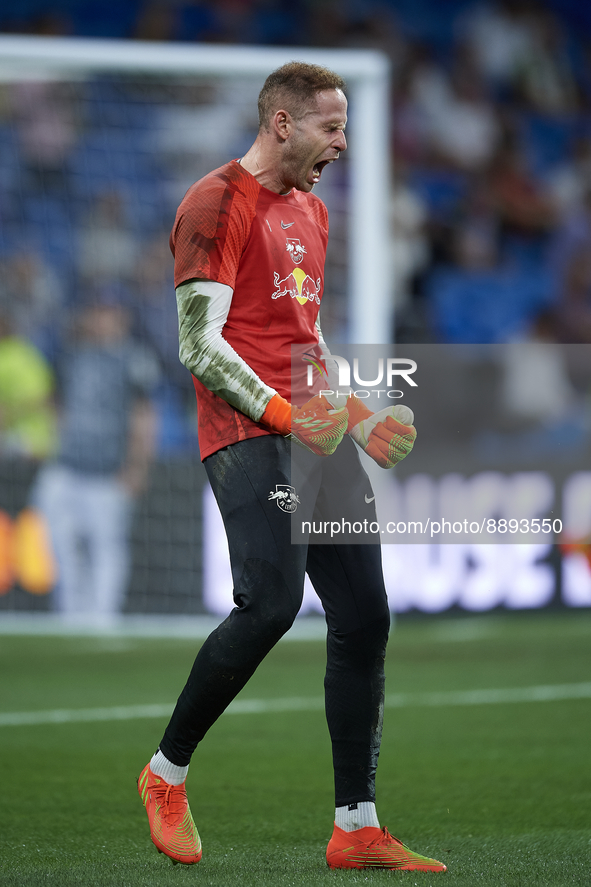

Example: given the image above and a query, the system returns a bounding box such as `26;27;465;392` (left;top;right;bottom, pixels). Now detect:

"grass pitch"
1;610;590;886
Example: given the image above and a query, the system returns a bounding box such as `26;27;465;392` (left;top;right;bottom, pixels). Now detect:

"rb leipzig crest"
268;484;301;513
271;237;321;306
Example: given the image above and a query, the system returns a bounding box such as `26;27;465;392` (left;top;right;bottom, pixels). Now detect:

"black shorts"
204;434;389;635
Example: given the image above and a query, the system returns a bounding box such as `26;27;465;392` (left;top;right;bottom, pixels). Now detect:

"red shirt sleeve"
170;162;260;289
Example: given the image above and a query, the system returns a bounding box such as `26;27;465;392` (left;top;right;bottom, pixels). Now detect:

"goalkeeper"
138;61;445;875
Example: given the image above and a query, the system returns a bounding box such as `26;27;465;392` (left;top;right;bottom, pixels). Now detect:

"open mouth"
311;159;332;183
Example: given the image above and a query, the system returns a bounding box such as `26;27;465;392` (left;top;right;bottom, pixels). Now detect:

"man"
138;62;446;874
0;302;56;460
34;284;158;620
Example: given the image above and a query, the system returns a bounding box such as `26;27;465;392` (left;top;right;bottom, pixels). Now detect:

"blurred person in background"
9;80;78;194
547;135;591;218
512;6;578;116
457;0;541;94
77;189;141;285
0;250;66;361
33;282;159;622
551;244;591;343
132;234;198;453
415;41;502;172
388;159;431;339
132;234;182;386
548;179;591;305
0;304;56;460
486;136;557;260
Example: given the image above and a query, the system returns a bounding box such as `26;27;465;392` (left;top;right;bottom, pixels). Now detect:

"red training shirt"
170;159;329;459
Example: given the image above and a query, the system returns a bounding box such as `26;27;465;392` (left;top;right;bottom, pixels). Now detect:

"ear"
272;109;292;142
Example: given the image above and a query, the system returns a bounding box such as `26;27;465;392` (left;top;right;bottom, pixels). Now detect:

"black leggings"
160;434;390;807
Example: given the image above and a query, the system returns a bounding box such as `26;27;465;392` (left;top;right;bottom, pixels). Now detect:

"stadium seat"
428;264;553;343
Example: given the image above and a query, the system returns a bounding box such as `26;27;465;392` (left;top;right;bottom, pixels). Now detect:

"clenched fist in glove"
261;393;348;457
346;395;416;468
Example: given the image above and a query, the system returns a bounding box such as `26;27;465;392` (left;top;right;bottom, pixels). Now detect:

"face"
280;89;347;193
83;305;129;343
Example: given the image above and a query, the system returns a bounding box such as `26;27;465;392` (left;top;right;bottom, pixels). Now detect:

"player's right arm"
176;279;348;456
177;278;275;423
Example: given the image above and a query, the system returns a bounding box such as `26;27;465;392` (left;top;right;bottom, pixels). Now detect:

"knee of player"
371;608;392;652
328;607;391;661
235;557;301;635
361;607;391;651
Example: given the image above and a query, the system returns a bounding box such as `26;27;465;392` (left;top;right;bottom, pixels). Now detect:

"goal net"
0;36;391;624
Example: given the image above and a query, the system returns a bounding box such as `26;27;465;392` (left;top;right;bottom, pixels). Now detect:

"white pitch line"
1;682;590;728
385;681;591;708
0;703;174;727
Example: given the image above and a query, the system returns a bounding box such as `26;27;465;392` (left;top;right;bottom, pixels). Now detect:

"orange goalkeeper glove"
347;395;416;469
261;393;348;457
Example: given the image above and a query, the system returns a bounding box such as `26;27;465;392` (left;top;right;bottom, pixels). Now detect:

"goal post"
0;34;392;343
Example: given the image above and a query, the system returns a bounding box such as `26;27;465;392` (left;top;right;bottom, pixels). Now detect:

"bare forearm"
120;399;156;494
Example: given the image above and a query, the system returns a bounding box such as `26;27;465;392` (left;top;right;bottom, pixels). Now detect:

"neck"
239;141;291;194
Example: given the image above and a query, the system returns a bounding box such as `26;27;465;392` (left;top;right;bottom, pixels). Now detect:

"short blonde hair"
257;61;346;131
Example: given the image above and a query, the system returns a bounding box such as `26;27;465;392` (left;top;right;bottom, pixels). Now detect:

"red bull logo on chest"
272;268;321;305
271;236;321;306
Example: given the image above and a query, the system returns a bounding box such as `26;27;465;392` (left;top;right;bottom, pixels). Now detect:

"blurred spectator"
498;319;577;423
407;50;455;146
547;135;591;217
460;173;501;255
392;53;431;165
0;10;72;35
32;283;159;622
457;0;538;91
154;77;259;199
409;42;501;171
551;245;591;342
156;0;219;42
133;234;189;391
547;182;591;306
460;1;578;115
77;189;141;284
576;35;591;111
26;11;73;36
199;0;256;44
133;0;178;41
338;3;407;64
133;234;202;454
427;222;551;342
132;0;242;43
9;81;78;193
513;8;578;115
0;251;65;359
389;160;430;313
0;307;56;460
487;138;557;251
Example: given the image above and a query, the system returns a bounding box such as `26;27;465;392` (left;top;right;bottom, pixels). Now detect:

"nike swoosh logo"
365;495;375;504
281;220;295;229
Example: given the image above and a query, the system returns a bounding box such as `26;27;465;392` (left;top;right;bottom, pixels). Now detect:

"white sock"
150;749;189;786
335;801;380;832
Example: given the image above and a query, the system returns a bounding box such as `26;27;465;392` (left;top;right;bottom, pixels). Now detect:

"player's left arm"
315;318;416;469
